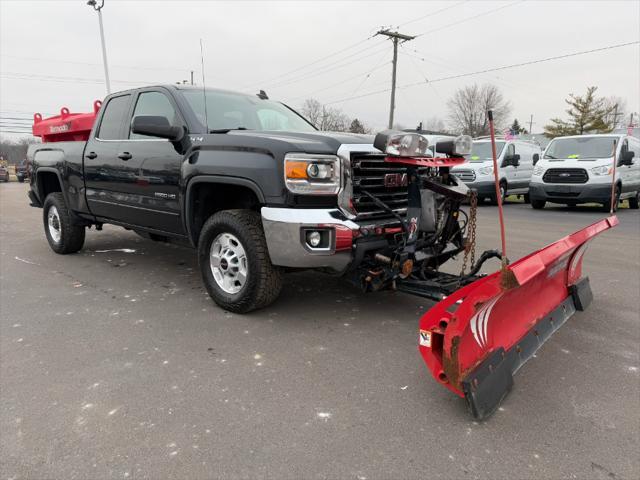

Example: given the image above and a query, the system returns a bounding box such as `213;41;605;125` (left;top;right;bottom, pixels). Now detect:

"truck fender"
183;175;266;246
35;166;70;207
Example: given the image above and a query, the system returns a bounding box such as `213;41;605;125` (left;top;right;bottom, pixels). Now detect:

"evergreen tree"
510;118;524;134
544;86;615;138
349;118;366;134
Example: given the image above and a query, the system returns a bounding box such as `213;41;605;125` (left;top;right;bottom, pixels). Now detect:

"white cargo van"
529;134;640;211
451;137;542;204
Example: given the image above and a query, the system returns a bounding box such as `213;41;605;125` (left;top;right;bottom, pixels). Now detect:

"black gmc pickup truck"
28;84;471;312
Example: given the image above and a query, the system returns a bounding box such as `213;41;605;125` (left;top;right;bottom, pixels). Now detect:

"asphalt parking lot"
1;182;638;480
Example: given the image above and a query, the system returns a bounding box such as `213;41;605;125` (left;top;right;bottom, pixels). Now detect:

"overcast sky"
1;0;638;139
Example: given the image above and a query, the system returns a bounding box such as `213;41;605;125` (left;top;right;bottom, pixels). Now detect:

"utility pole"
190;71;195;86
87;0;111;94
528;114;534;133
376;29;415;129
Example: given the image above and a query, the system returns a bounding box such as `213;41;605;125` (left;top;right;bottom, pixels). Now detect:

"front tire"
601;185;621;213
489;181;507;205
629;191;639;210
198;210;282;313
43;193;85;254
531;199;546;209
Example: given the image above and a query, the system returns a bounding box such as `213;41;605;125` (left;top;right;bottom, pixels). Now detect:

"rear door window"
97;94;131;140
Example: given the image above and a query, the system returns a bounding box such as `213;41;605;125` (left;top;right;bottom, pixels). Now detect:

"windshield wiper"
209;127;250;134
544;154;557;159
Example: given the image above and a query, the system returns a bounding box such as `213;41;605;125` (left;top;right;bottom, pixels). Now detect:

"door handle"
85;151;98;160
117;152;132;161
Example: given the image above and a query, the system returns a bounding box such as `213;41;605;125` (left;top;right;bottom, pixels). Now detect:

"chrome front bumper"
261;207;360;271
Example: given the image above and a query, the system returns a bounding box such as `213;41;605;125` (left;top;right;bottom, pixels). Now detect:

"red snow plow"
366;112;618;420
418;215;617;419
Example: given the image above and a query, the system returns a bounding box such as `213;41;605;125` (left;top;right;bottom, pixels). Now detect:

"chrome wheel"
209;233;248;294
47;205;61;244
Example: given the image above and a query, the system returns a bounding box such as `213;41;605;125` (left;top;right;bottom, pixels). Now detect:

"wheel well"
189;183;261;244
38;172;62;201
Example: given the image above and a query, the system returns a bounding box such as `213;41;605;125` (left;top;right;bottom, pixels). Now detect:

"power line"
287;57;389;102
242;35;378;89
402;40;640;86
336;52;392;109
0;71;158;86
397;0;470;27
414;0;524;37
258;43;389;91
323;40;639;105
0;53;192;73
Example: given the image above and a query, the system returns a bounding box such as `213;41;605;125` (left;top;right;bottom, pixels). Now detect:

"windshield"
467;141;505;162
544;137;617;160
181;90;316;133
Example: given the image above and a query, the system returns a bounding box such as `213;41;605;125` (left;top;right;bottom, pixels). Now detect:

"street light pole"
87;0;111;94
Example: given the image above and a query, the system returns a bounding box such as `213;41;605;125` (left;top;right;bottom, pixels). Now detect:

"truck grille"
350;153;430;221
543;168;588;184
452;169;476;182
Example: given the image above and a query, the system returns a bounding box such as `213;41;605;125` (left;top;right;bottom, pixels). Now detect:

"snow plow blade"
418;216;618;420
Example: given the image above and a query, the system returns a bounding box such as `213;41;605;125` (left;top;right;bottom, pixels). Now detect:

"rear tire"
523;193;530;204
629;192;639;210
531;199;546;209
43;193;85;254
198;209;282;313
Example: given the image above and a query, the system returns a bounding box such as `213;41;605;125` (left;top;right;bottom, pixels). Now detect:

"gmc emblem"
384;173;408;188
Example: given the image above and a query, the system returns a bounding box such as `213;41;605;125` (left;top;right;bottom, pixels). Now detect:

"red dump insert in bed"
32;100;101;143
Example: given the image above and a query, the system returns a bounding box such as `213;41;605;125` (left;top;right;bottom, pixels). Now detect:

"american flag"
503;128;514;140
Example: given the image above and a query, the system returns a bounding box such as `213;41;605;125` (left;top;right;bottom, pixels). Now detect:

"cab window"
97;94;131;140
506;144;515;157
130;91;179;139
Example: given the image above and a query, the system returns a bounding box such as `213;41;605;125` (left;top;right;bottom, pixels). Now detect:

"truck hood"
205;130;376;155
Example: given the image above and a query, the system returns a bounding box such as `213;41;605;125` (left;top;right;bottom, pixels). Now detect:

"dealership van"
529;134;640;211
451;137;542;203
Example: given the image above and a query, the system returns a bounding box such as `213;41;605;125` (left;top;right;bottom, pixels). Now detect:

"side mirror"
131;115;184;141
618;150;634;166
533;153;540;165
502;154;520;167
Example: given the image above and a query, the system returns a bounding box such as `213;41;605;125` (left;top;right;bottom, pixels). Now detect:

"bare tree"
447;84;511;136
301;98;350;132
422;116;447;133
602;96;627;129
0;136;39;164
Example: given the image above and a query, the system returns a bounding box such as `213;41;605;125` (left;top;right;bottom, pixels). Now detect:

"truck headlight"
478;165;494;176
590;165;611;176
284;153;341;195
533;165;544;176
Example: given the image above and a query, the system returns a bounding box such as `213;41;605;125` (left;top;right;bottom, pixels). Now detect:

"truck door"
629;138;640;191
618;139;634;193
502;143;517;189
117;89;185;234
83;92;133;221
